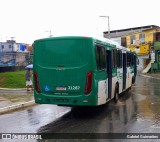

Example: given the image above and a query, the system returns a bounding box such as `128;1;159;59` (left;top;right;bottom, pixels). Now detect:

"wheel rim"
116;91;118;100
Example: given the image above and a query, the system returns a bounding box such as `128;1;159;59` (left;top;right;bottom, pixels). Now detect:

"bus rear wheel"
114;85;119;103
132;76;136;84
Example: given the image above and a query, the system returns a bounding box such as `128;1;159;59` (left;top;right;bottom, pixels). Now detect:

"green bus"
33;36;137;106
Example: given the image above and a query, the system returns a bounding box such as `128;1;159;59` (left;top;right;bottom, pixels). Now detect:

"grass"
0;71;26;88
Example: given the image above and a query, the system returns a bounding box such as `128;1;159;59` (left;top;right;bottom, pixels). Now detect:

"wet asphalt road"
0;75;160;142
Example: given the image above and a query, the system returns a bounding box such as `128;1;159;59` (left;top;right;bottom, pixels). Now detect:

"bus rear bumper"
34;93;97;106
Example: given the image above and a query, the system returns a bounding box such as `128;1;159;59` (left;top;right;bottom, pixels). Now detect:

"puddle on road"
132;93;147;102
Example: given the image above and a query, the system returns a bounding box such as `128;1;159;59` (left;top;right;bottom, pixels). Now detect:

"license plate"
56;87;66;91
55;98;69;102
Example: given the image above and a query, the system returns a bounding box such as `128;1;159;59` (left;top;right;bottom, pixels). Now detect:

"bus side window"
96;45;106;71
130;53;133;66
112;49;117;69
127;53;131;67
117;50;122;68
131;53;134;66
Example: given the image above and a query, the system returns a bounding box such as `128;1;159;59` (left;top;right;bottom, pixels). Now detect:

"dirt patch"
0;97;9;101
0;76;6;85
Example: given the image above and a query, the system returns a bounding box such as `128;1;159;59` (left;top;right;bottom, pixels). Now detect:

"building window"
139;33;145;39
9;45;12;48
1;45;4;49
130;35;135;44
96;45;106;71
121;37;126;47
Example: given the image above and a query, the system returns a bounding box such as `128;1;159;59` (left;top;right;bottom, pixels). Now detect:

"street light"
99;16;110;39
45;30;52;37
11;37;15;52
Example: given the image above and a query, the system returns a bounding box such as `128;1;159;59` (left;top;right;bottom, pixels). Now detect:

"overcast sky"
0;0;159;44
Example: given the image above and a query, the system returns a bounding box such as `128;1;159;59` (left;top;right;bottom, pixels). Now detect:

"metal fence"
0;52;33;67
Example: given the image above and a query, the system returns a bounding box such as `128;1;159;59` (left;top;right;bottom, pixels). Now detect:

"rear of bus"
33;36;97;106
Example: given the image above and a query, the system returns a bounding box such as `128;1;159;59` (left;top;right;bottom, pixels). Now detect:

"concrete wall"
126;29;156;47
0;66;25;72
111;37;121;45
137;55;150;71
0;42;13;52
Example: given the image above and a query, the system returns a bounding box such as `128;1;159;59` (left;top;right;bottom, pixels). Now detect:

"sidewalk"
0;88;35;114
140;72;160;79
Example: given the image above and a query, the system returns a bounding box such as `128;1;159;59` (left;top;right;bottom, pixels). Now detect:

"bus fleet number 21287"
33;36;137;106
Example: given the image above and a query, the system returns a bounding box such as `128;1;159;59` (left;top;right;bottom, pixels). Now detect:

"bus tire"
132;76;135;84
114;84;119;103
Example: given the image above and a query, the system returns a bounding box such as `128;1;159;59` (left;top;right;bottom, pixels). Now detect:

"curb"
140;74;160;80
0;100;36;115
0;88;26;91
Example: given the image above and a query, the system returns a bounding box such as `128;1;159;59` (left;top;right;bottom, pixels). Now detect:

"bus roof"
34;36;116;49
34;36;89;42
34;36;134;52
35;36;114;45
93;36;116;48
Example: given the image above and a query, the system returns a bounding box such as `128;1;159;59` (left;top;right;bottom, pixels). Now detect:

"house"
103;25;160;71
0;40;31;67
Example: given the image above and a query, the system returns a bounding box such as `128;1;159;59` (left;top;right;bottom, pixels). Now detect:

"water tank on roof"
19;44;25;51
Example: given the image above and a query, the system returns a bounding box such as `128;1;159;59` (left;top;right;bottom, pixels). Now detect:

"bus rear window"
35;39;90;66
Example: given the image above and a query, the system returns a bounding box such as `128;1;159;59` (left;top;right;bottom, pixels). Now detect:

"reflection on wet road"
0;75;160;141
38;76;160;134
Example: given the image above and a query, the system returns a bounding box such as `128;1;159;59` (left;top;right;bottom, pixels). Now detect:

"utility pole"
11;37;15;52
99;16;110;39
45;30;52;37
10;37;15;66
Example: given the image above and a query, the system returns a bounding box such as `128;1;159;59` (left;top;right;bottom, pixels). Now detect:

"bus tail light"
84;71;92;95
34;71;40;93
